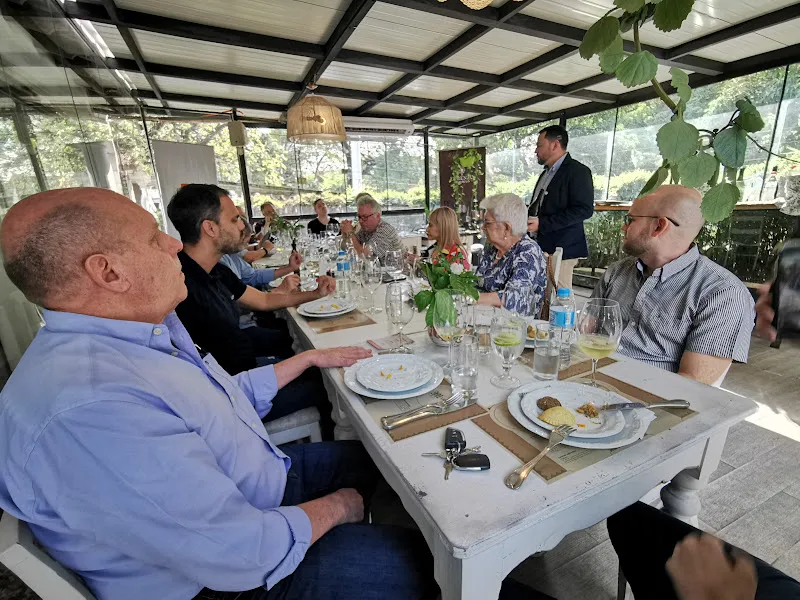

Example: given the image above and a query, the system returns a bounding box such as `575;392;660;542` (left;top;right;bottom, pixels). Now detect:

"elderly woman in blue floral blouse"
476;193;547;316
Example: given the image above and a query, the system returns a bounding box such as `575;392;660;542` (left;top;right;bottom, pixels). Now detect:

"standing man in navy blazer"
527;125;594;289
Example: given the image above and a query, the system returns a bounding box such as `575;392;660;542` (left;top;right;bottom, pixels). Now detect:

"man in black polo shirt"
168;184;340;436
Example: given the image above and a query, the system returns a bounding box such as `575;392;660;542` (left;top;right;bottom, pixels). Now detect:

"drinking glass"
490;313;526;389
471;305;495;355
532;323;560;380
326;221;340;238
451;334;479;401
432;291;468;373
385;281;416;353
363;258;383;314
384;250;404;282
576;298;622;387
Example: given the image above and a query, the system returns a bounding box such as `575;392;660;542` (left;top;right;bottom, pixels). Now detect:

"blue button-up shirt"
221;252;276;289
0;310;312;600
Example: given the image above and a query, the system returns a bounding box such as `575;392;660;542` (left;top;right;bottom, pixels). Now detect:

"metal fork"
504;425;576;490
381;392;463;430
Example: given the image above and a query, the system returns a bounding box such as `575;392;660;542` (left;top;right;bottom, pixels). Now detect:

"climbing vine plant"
449;147;484;222
579;0;766;222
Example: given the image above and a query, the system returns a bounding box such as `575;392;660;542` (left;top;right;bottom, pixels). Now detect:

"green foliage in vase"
579;0;768;222
413;261;479;327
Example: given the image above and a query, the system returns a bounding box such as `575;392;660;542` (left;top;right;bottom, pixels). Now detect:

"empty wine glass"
384;250;404;282
362;257;383;314
490;312;526;389
576;298;622;387
326;221;340;238
432;290;468;373
385;281;415;353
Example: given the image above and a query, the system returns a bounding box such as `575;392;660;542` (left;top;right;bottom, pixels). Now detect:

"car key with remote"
444;427;466;455
452;453;491;471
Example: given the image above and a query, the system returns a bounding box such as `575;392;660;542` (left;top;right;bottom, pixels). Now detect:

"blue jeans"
194;442;542;600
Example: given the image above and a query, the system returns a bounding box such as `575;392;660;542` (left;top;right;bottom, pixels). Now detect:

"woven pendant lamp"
459;0;493;8
286;85;346;143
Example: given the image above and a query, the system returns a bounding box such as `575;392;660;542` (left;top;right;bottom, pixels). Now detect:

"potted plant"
413;261;480;345
449;148;484;227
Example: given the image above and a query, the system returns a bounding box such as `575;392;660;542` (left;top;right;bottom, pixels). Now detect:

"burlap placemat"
307;310;376;334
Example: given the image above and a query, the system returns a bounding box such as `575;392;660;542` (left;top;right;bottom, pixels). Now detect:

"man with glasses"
340;193;403;260
591;185;755;385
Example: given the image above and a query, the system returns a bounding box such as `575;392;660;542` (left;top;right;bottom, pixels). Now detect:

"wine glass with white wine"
490;312;526;389
576;298;622;387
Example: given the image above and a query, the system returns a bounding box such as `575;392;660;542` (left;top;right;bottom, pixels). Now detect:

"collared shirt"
177;251;258;374
221;251;275;289
476;235;547;316
355;220;403;260
529;152;567;211
591;245;755;372
0;310;310;600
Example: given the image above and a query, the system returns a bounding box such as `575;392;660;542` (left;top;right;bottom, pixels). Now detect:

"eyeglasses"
625;214;680;227
358;213;376;221
481;219;505;228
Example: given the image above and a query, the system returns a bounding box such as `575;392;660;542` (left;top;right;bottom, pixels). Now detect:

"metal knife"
602;399;690;411
381;398;476;430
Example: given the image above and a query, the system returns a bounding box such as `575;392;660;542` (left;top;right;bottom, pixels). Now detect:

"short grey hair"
480;193;528;236
355;193;382;216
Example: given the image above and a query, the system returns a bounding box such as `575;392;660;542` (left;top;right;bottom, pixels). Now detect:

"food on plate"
539;406;576;427
527;324;536;338
536;396;562;411
576;402;600;418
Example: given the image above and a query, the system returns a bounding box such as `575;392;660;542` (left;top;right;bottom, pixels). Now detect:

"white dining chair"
263;406;323;445
0;511;96;600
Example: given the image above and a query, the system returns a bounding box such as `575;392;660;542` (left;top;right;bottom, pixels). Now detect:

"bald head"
2;188;130;306
640;185;704;239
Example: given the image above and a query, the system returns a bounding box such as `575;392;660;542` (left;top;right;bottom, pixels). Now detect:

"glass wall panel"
386;136;426;210
567;109;617;202
244;128;302;217
294;142;349;215
769;64;800;208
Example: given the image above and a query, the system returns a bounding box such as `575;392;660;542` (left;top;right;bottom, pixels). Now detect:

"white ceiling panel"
130;30;312;81
86;69;150;90
465;87;537;108
585;64;678;94
240;109;283;120
474;116;523;126
443;128;479;135
399;76;475;101
317;62;402;92
0;66;86;89
24;96;109;105
366;103;424;116
694;32;786;63
344;2;470;61
525;55;600;86
755;16;800;46
154;100;233;114
115;0;347;44
328;97;366;110
153;76;294;105
440;30;560;75
428;109;480;121
526;96;589;112
89;23;131;58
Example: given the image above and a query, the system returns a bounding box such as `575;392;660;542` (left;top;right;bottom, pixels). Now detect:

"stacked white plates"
507;380;657;450
343;354;444;400
297;298;356;318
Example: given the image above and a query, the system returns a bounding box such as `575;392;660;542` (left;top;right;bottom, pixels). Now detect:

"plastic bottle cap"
556;288;571;298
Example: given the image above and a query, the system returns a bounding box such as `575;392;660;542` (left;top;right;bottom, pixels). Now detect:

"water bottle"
335;251;351;300
549;288;576;367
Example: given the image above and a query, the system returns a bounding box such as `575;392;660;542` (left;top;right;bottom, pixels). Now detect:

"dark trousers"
609;501;800;600
194;441;540;600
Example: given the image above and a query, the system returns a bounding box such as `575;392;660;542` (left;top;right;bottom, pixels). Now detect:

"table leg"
660;429;728;526
434;543;503;600
330;388;358;441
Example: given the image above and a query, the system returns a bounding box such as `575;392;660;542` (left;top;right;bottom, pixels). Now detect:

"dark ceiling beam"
355;0;538;115
134;90;286;113
289;0;376;107
498;46;578;86
666;4;800;60
417;118;501;132
100;0;169;112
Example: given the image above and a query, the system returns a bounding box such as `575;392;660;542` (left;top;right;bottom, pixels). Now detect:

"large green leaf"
653;0;693;32
433;290;457;328
678;152;717;188
735;99;765;133
713;126;747;168
599;34;625;74
414;289;434;312
702;183;741;223
615;51;658;88
638;166;669;198
656;118;700;164
579;16;620;60
614;0;646;11
670;67;692;104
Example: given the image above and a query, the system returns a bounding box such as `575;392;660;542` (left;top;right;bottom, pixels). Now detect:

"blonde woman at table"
475;193;547;316
413;207;470;270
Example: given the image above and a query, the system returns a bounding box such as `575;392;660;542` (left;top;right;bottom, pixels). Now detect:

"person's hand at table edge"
274;274;300;294
667;533;757;600
288;251;303;271
309;346;373;369
315;275;336;298
755;282;777;341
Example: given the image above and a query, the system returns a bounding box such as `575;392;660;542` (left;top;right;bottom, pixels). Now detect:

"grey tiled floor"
3;296;800;599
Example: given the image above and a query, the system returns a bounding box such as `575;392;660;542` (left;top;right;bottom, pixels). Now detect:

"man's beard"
536;155;546;166
622;235;648;257
218;230;246;255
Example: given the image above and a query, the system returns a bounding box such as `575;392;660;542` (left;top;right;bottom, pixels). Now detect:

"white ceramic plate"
518;381;625;439
344;360;444;400
507;381;656;450
297;299;356;318
355;355;434;393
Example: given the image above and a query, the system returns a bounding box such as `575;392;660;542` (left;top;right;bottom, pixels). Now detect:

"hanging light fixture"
439;0;522;9
286;84;346;143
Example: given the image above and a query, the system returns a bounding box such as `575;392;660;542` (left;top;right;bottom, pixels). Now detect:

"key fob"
452;453;490;471
444;428;466;454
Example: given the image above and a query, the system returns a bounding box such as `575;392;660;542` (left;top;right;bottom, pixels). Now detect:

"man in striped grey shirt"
592;185;755;385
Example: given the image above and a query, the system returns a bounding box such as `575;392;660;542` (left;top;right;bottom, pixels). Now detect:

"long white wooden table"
282;285;756;600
